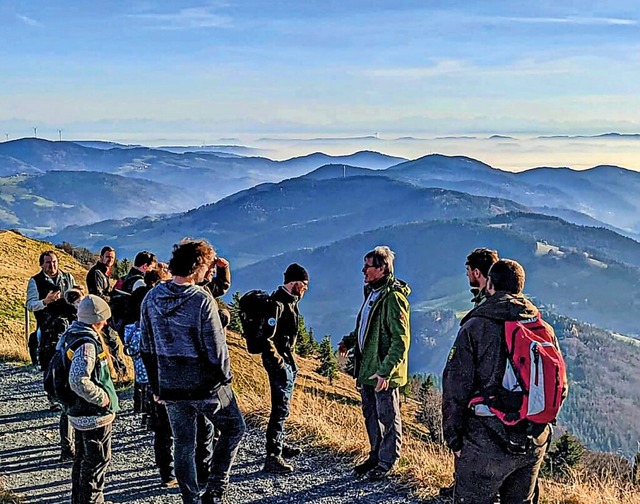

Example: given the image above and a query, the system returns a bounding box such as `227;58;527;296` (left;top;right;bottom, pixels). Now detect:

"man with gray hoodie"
140;239;245;504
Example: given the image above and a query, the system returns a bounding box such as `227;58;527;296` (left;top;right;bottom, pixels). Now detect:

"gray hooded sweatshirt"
140;281;231;401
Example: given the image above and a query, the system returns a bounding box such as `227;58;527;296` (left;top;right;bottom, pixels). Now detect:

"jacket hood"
149;281;204;316
460;291;538;326
365;274;411;298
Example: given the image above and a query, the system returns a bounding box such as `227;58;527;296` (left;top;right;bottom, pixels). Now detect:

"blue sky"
0;1;639;142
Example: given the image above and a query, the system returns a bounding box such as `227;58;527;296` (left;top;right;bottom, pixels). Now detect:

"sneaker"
160;478;178;488
354;457;378;476
367;466;391;481
262;454;294;474
282;444;302;458
202;488;227;504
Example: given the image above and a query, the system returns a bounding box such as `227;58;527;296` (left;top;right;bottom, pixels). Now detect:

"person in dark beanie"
261;263;309;474
65;294;120;504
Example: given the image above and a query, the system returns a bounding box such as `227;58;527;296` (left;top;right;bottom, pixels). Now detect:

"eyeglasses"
362;264;378;271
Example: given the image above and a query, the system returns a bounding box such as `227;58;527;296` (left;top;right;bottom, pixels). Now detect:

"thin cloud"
130;6;231;30
16;14;43;28
485;16;637;26
364;58;577;80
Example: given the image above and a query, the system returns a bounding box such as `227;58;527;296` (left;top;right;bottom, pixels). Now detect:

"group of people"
26;241;564;504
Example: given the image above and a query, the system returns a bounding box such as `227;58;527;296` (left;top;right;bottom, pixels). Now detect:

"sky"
1;0;639;152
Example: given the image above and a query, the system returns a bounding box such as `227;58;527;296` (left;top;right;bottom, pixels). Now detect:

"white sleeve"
26;278;45;312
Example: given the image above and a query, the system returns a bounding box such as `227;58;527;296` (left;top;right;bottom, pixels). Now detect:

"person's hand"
215;257;229;268
338;341;349;358
101;395;110;407
369;374;389;392
43;290;61;305
454;450;461;458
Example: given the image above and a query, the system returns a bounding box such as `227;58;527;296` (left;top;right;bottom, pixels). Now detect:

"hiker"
338;246;411;480
38;286;85;462
116;250;157;293
140;239;245;504
110;250;157;335
26;250;77;369
200;255;232;327
125;267;216;489
86;246;116;302
259;263;309;474
466;248;499;307
65;295;120;504
440;247;499;498
442;259;565;504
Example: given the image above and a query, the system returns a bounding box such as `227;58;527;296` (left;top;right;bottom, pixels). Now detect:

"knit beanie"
283;263;309;284
77;294;111;324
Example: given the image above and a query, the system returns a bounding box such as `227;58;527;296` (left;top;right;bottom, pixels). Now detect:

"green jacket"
342;275;411;388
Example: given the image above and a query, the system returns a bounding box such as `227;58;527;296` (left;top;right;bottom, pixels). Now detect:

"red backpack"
470;314;567;426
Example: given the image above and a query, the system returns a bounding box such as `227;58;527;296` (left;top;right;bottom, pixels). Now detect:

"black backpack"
109;288;133;337
44;335;98;407
238;290;283;354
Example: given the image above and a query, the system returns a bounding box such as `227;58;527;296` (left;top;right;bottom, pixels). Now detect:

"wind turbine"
33;127;37;138
4;133;7;142
58;129;62;141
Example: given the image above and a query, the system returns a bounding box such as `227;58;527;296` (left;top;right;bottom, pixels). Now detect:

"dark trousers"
165;385;246;504
71;423;113;504
454;419;548;504
360;385;402;471
263;358;297;456
150;397;215;485
60;412;74;455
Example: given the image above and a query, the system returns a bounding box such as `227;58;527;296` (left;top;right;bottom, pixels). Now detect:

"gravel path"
0;362;422;503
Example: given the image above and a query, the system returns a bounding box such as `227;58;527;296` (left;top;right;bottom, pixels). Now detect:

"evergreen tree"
543;432;585;478
227;292;242;333
296;315;318;357
317;335;339;384
416;374;443;444
112;258;131;280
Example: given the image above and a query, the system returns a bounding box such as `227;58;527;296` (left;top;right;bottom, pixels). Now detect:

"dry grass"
1;229;639;503
0;230;88;362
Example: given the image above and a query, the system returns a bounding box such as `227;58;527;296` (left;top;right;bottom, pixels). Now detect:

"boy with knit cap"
64;294;120;504
262;263;309;474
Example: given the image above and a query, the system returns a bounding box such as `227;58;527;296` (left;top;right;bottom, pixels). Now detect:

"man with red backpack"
442;259;567;504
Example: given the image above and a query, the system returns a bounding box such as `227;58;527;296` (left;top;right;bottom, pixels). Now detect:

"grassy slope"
0;229;638;503
0;230;88;361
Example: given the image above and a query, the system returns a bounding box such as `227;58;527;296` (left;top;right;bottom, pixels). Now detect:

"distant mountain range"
0;139;406;203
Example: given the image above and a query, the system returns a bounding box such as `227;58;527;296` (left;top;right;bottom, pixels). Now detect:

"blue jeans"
165;385;246;504
263;357;297;456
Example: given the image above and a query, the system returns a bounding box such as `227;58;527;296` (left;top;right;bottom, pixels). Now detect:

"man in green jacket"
338;245;411;481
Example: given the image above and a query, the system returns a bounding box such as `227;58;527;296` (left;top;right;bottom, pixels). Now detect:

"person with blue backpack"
443;259;568;504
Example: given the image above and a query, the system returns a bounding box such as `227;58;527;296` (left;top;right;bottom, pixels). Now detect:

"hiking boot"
263;454;294;474
367;466;391;481
282;444;302;458
202;488;227;504
160;478;178;488
354;457;378;476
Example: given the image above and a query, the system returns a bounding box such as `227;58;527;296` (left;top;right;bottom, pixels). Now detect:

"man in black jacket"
442;260;558;504
86;246;116;302
261;263;309;474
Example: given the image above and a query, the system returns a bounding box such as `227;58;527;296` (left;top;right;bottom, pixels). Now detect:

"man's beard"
469;279;480;288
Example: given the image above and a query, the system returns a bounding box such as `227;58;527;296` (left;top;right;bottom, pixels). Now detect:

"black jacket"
442;292;541;452
263;286;300;370
86;262;111;302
